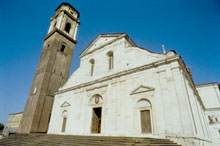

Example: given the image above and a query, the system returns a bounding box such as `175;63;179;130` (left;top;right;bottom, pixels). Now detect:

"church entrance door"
91;107;102;133
141;110;152;133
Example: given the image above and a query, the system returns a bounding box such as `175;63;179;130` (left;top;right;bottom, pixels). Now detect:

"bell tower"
19;3;80;133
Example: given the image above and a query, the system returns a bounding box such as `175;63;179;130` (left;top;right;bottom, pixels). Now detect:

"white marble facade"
48;33;214;146
197;83;220;146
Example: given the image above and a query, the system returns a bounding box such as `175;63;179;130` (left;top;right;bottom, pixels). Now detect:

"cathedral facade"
47;31;212;145
16;3;220;146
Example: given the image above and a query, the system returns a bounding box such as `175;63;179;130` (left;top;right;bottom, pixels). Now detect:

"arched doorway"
90;94;103;134
137;99;152;134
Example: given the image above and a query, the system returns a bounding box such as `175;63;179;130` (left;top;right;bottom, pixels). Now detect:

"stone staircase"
0;134;181;146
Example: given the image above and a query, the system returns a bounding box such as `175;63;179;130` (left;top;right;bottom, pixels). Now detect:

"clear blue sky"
0;0;219;125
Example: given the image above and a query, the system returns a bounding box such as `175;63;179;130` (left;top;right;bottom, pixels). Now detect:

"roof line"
196;82;219;87
9;111;23;115
79;33;136;58
55;2;80;18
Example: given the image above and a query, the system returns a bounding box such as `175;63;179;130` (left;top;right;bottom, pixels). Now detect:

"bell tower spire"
18;3;80;133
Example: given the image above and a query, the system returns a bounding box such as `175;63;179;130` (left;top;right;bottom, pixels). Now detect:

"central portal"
91;107;102;133
141;110;152;133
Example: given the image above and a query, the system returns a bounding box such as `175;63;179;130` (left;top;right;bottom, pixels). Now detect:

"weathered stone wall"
197;83;220;146
3;112;23;136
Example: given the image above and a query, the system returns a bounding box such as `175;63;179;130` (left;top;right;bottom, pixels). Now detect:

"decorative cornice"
63;10;80;24
51;10;80;24
196;82;219;88
205;107;220;111
86;84;108;92
43;28;77;44
55;55;180;95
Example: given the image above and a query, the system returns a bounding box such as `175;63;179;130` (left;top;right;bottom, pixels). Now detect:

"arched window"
60;45;65;52
90;59;95;76
64;22;71;33
107;51;113;70
89;94;103;105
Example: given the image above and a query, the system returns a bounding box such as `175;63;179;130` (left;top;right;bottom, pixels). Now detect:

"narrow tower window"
64;22;71;33
90;59;95;76
61;45;65;52
107;51;114;70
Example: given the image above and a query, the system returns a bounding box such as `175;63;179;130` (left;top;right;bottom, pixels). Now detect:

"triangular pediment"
80;33;136;58
131;85;155;95
61;101;71;107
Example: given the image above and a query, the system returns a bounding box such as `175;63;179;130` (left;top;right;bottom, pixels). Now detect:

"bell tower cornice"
51;10;80;24
43;28;78;44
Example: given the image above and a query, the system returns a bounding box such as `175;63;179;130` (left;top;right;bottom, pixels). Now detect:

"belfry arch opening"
64;22;71;33
60;45;65;52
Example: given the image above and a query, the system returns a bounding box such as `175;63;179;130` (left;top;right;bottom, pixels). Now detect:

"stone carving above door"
61;101;71;107
131;85;155;95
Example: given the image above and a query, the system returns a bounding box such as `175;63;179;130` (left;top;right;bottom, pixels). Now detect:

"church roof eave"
177;57;207;110
196;82;220;88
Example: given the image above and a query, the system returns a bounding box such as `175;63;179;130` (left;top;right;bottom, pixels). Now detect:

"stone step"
0;134;181;146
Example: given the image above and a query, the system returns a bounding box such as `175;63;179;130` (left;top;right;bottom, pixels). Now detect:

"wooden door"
91;110;98;133
91;108;102;133
141;110;152;133
98;117;101;133
62;117;67;132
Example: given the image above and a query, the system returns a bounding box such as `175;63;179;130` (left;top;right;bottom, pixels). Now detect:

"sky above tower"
0;0;220;125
